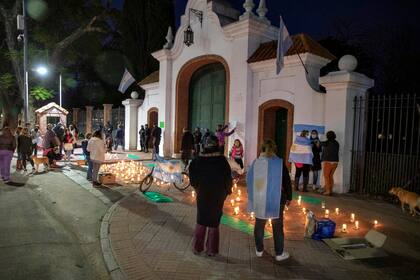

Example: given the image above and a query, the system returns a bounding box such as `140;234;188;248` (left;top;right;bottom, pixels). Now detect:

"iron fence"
93;109;104;132
350;94;420;194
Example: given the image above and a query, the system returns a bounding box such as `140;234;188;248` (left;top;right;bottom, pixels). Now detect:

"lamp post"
35;66;63;107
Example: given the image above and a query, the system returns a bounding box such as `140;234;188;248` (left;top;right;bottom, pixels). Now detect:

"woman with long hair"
247;139;292;261
87;130;106;187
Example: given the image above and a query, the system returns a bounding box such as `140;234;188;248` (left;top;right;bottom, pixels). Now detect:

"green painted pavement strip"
127;154;141;160
221;215;272;239
292;193;322;205
143;191;173;203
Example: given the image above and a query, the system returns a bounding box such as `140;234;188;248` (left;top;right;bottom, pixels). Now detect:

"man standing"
193;127;202;157
105;121;113;138
151;124;162;160
114;125;124;151
139;125;146;152
53;122;65;154
144;124;151;153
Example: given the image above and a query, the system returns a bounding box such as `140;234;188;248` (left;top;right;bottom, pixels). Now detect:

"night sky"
113;0;418;39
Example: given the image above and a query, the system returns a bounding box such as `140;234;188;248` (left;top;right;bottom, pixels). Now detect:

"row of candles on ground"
100;161;150;184
297;195;379;233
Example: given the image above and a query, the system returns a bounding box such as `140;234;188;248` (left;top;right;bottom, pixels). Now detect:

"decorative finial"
163;27;174;49
257;0;268;20
241;0;255;19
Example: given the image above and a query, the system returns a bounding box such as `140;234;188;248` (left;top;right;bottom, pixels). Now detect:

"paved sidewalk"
105;184;420;280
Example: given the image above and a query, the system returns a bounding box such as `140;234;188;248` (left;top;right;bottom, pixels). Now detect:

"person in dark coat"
114;125;124;150
181;128;194;166
18;128;35;172
321;131;340;196
200;129;211;150
193;127;202;157
144;124;151;153
151;124;162;160
139;125;146;152
0;127;16;182
189;135;232;256
81;133;92;180
53;122;65;154
310;130;322;191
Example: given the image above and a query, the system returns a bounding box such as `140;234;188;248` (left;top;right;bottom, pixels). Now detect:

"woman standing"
310;130;322;191
247;139;292;261
0;127;16;182
17;128;35;172
321;131;340;196
63;128;74;163
87;130;106;187
289;131;313;192
181;128;194;167
189;135;232;256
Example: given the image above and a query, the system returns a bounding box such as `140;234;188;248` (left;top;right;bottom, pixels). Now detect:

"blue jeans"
87;158;93;180
114;138;124;150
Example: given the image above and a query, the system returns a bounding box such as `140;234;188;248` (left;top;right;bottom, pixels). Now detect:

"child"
230;139;244;169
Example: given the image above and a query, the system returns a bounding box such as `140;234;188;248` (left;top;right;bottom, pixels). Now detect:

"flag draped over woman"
289;136;313;165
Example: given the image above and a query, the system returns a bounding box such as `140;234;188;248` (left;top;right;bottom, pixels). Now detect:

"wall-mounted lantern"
184;8;203;47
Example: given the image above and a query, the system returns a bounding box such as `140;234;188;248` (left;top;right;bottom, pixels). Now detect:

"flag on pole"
118;68;135;93
276;16;293;75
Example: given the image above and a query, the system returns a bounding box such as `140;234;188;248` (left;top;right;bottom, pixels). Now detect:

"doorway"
258;100;294;162
147;108;158;148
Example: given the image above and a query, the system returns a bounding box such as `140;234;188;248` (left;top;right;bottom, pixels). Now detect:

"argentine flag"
118;68;136;93
289;136;313;165
247;156;283;219
276;16;293;75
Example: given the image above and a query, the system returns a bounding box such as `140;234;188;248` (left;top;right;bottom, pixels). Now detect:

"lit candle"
234;206;239;215
355;220;359;230
302;207;306;214
230;199;235;207
250;212;255;220
342;223;347;233
321;201;326;209
325;209;330;218
297;198;301;206
350;213;355;223
335;208;340;215
374;220;378;227
238;189;241;196
234;183;238;189
268;218;272;227
298;195;302;201
192;191;196;198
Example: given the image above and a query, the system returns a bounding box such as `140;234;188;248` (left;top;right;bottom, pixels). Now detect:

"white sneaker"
275;251;290;262
256;250;263;257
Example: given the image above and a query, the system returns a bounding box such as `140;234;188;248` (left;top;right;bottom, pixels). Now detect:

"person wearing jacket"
139;125;146;152
321;131;340;196
63;128;74;163
87;130;106;187
114;125;124;151
310;130;322;191
247;139;292;262
151;124;162;160
215;124;235;154
230;139;244;169
17;128;35;172
81;133;92;181
189;135;232;256
193;127;202;157
144;124;151;153
0;127;16;182
181;128;194;166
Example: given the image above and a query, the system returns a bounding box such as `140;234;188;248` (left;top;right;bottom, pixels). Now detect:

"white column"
320;66;374;193
122;99;143;151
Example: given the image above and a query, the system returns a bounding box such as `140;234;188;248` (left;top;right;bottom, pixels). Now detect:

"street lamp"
35;66;63;107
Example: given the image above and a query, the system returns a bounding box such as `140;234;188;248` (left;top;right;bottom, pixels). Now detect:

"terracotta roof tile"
139;71;159;86
248;33;336;63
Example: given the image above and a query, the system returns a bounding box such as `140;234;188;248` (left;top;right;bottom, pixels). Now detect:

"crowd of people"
188;125;339;261
138;123;162;159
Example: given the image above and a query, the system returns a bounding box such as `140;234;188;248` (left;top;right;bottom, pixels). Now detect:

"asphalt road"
0;169;111;280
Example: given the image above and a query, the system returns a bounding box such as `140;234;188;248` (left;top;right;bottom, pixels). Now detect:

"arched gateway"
175;55;230;152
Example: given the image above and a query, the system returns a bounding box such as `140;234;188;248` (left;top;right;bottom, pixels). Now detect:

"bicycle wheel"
173;172;190;191
139;174;153;192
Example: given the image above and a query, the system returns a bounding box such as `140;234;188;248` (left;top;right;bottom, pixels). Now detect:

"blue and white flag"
118;68;135;93
288;136;313;165
246;156;283;219
276;16;293;75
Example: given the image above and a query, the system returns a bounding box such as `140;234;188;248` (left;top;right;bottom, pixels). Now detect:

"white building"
124;0;374;193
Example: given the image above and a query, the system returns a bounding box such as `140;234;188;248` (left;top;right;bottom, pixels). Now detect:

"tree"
0;0;113;127
30;86;54;101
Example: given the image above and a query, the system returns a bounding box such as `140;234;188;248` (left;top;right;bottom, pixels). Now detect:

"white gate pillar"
122;98;143;151
319;55;374;193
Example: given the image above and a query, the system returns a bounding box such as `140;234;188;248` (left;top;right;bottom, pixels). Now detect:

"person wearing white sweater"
87;130;106;186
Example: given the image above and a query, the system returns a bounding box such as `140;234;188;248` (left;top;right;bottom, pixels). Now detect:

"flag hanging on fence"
118;68;135;93
276;16;293;75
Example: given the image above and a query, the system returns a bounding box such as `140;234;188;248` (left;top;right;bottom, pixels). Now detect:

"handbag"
312;218;336;240
64;143;73;151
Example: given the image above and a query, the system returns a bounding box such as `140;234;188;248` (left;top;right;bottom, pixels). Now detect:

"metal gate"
350;94;420;194
93;109;104;132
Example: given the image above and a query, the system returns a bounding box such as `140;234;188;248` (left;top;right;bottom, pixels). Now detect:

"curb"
100;199;128;280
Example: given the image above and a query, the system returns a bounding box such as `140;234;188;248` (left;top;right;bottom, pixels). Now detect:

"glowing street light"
35;66;48;76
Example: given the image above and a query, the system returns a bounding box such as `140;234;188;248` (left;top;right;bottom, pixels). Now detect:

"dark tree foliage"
119;0;175;82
